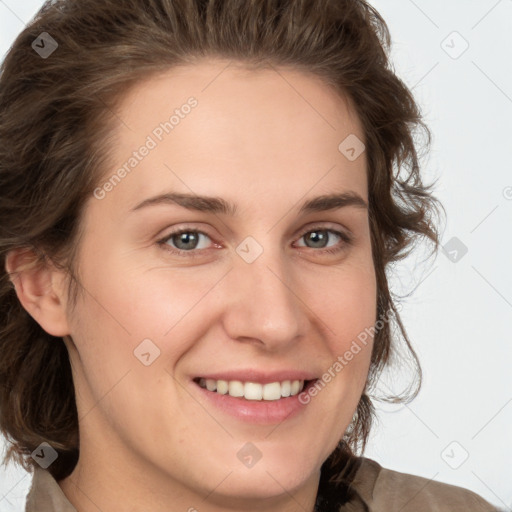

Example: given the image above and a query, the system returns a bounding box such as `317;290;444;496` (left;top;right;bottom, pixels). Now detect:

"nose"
220;244;309;352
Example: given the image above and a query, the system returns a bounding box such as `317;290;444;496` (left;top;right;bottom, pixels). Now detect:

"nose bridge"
223;239;306;347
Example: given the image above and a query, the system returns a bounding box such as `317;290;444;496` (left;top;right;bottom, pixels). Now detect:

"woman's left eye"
157;226;351;257
294;228;351;254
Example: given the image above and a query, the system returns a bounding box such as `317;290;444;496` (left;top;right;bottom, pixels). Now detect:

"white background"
0;0;511;510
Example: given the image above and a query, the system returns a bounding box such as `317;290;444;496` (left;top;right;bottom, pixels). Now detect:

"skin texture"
6;59;377;512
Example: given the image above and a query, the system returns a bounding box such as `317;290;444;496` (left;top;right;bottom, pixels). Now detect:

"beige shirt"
25;456;498;511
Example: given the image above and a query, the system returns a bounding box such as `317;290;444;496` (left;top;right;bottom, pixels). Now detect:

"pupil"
176;232;198;250
307;230;327;248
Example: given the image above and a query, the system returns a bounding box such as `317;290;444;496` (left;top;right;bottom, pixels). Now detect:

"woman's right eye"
157;229;215;255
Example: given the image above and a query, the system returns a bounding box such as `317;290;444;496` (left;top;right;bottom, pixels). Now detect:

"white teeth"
244;382;263;400
290;380;301;395
197;378;306;400
228;380;244;398
206;379;217;391
262;382;282;400
216;380;228;394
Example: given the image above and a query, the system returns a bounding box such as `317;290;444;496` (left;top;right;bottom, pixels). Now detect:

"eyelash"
156;225;353;259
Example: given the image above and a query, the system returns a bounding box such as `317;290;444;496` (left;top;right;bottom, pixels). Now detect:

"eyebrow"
130;191;368;215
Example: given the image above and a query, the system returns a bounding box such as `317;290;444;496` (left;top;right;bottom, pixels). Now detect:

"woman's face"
60;59;376;507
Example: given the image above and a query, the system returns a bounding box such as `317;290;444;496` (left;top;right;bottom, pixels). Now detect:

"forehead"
98;59;367;213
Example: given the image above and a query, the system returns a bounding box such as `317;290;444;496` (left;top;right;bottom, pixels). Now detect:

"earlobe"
5;247;71;337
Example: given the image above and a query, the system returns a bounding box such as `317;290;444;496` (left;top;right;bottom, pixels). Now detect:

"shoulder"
25;466;77;512
350;456;498;511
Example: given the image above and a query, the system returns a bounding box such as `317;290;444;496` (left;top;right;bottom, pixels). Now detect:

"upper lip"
193;369;318;385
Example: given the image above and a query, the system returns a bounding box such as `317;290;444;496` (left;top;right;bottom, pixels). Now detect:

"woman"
0;0;498;510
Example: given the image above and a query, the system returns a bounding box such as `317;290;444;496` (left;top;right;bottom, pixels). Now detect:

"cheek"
73;242;223;340
304;259;377;349
66;254;233;404
301;260;376;403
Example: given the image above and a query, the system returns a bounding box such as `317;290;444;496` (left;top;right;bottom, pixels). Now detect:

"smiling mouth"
193;377;318;401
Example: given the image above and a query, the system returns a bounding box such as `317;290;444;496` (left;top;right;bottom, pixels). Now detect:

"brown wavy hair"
0;0;442;481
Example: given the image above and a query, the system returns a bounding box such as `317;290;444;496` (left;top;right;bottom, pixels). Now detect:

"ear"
5;247;71;337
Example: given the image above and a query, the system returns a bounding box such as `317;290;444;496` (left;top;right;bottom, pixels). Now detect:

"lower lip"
192;380;317;425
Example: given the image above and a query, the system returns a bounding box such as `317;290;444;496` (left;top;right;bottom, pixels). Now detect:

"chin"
215;464;316;502
230;450;321;498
